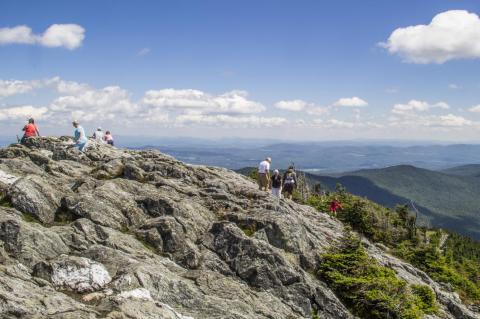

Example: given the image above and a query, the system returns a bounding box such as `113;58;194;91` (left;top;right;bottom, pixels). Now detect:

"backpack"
284;172;295;185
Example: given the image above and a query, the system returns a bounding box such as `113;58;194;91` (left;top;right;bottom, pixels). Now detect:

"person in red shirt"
329;198;342;217
21;118;40;144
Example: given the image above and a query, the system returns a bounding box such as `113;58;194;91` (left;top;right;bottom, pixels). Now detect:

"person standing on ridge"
329;198;342;217
282;165;297;200
104;130;114;146
271;169;282;198
93;127;105;143
258;157;272;191
21;118;40;144
72;120;88;152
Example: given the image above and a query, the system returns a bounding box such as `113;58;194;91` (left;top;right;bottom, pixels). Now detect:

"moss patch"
21;212;41;224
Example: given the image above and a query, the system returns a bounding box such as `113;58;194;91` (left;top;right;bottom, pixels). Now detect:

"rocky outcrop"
0;136;477;319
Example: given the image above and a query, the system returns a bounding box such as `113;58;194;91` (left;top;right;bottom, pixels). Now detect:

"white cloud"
49;84;139;122
0;79;42;98
333;96;368;107
449;83;460;89
0;105;49;121
434;114;472;127
0;24;85;49
469;105;480;113
381;10;480;64
324;119;356;128
274;99;308;111
138;48;151;56
175;114;286;127
142;89;265;114
39;24;85;49
392;100;449;115
306;106;329;116
0;25;36;45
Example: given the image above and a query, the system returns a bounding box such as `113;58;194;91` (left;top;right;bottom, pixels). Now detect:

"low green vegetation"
304;186;480;305
21;212;41;224
0;192;12;207
318;229;437;319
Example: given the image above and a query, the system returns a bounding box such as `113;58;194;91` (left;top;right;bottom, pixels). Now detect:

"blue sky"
1;0;480;141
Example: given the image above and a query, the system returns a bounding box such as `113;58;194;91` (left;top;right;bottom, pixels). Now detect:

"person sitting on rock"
93;127;105;143
271;169;282;198
21;118;40;144
282;165;297;200
103;130;114;146
258;157;271;191
72;120;88;152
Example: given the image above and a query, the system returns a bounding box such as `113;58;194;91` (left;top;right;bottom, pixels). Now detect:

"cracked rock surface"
0;137;477;319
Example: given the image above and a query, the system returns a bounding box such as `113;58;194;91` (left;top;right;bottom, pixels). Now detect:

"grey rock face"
0;137;477;319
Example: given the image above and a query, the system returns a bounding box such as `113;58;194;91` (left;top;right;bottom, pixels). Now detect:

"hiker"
271;169;282;198
93;127;105;143
258;157;272;191
72;120;88;152
282;165;297;200
21;118;40;144
104;130;114;146
329;198;342;217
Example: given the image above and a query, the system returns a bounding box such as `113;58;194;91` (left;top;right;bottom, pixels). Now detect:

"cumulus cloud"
381;10;480;64
469;105;480;113
333;96;368;107
434;114;472;127
0;105;49;121
175;113;286;127
274;99;308;111
50;85;139;121
0;79;43;98
0;24;85;49
392;100;449;115
142;89;265;114
449;83;460;89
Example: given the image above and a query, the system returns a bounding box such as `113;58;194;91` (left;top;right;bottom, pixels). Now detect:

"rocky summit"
0;136;477;319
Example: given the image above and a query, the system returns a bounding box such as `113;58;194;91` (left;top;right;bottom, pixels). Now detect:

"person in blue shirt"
72;120;88;152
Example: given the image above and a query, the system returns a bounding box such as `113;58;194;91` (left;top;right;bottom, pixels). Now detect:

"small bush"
317;230;435;319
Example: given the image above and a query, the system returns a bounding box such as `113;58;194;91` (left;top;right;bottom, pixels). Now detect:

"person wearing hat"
93;127;105;143
271;169;282;198
20;118;40;144
257;157;272;191
72;120;88;152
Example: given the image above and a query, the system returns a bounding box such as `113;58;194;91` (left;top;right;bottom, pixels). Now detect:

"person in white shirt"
257;157;272;191
93;127;105;143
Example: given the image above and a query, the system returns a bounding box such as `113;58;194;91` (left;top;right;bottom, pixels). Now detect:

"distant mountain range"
309;164;480;240
134;142;480;172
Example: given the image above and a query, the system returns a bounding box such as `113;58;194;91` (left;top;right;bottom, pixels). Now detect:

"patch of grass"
21;212;41;224
135;234;157;253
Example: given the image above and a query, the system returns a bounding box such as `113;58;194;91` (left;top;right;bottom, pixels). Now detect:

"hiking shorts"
283;183;294;194
258;173;269;189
